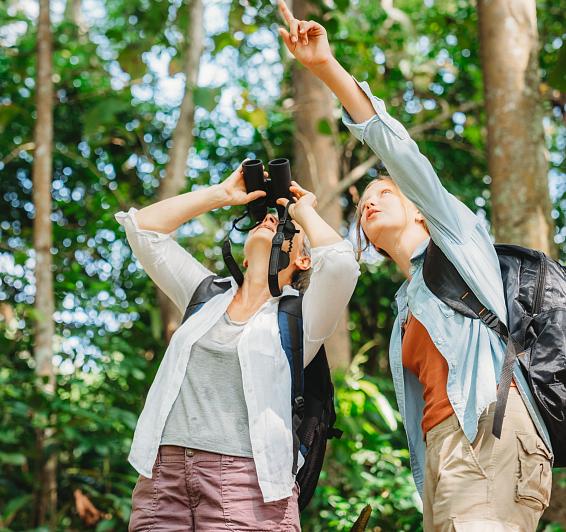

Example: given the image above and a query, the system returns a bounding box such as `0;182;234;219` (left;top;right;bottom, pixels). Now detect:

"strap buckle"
293;396;305;416
481;311;499;329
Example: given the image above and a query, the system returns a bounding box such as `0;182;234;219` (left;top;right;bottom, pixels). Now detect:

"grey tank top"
160;311;252;457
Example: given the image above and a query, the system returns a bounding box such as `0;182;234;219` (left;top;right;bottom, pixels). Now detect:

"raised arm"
134;162;266;234
277;0;374;124
115;163;267;315
277;0;476;244
277;182;360;366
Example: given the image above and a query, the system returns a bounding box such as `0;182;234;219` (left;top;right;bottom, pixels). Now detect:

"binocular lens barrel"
242;159;264;191
268;158;293;203
242;159;267;221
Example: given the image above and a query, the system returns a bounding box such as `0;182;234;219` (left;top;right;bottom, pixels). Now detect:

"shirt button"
437;337;444;345
414;305;422;316
186;449;194;457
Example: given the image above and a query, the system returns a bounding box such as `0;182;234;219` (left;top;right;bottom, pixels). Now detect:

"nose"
364;197;377;212
264;213;278;225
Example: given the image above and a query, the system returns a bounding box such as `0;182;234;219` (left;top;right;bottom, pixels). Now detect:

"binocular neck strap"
221;212;253;287
268;202;298;297
222;238;244;286
268;232;286;297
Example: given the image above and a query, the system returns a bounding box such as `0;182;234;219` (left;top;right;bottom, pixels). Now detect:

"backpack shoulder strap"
182;275;232;324
423;239;508;337
422;239;515;439
278;295;304;403
278;294;305;475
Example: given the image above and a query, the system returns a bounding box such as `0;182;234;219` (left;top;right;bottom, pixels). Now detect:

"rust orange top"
402;312;454;436
402;312;516;437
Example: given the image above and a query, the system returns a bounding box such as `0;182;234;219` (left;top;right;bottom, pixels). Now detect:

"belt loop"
156;445;162;466
451;413;460;431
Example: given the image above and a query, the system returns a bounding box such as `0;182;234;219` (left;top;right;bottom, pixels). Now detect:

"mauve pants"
128;445;301;531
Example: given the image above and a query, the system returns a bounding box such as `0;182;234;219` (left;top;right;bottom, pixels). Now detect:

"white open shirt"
115;207;360;502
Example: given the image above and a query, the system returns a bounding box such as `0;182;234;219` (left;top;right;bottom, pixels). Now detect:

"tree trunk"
478;0;563;523
156;0;204;343
65;0;88;36
478;0;556;256
290;0;352;370
32;0;57;525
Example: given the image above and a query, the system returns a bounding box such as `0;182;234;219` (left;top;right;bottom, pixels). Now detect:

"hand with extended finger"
277;0;333;69
276;181;317;225
219;161;267;207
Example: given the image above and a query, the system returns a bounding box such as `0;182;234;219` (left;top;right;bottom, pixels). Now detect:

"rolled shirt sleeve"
115;207;213;315
302;239;360;366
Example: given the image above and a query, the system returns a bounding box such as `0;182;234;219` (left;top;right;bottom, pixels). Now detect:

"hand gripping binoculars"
222;157;299;297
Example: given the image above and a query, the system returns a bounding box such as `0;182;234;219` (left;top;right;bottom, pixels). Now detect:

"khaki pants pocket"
514;431;552;511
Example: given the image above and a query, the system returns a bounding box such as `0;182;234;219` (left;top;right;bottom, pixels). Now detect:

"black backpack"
423;240;566;466
181;275;343;510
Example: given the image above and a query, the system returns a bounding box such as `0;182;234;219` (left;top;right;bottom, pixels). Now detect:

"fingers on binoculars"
290;181;305;193
250;190;267;200
276;198;289;206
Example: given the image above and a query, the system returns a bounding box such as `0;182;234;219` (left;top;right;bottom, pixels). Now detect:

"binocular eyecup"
243;158;293;221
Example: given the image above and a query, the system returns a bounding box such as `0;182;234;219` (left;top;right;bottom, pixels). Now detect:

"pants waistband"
157;445;254;464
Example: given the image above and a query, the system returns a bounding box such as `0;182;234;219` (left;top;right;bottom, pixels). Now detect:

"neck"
379;227;429;278
239;250;295;306
240;253;271;306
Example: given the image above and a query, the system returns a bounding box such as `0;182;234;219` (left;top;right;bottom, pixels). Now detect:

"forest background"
0;0;565;530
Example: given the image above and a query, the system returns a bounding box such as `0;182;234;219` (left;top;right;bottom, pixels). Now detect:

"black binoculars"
242;158;293;221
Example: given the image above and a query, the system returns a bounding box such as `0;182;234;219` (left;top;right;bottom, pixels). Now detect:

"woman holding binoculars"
114;160;359;531
277;1;553;530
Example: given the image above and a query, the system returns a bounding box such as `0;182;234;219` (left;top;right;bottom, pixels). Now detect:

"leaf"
1;494;33;527
212;32;239;53
0;103;22;135
374;393;398;431
237;106;268;129
317;118;333;135
0;451;26;465
547;44;566;92
117;45;147;79
193;86;222;113
83;98;131;138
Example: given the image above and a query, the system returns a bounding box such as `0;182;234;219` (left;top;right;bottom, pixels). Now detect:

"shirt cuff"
341;77;408;144
114;206;174;242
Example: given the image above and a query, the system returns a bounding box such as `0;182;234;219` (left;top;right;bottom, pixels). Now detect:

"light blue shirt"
342;78;552;498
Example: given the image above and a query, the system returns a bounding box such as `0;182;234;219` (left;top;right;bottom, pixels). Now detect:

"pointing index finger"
278;0;295;26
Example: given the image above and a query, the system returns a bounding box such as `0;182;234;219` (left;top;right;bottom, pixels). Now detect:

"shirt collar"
410;237;430;262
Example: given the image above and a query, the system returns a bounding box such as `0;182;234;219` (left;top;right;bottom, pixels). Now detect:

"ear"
243;258;249;268
293;255;311;271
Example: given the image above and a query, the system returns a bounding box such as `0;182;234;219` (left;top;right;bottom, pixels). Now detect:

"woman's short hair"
291;234;312;293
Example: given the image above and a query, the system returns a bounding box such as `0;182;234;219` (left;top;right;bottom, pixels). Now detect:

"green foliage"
0;0;564;529
301;360;422;531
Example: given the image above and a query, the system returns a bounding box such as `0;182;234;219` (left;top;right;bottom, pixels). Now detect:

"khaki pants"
423;387;553;531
